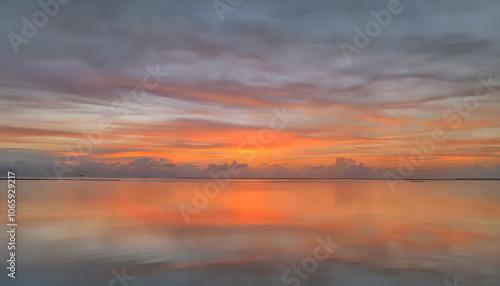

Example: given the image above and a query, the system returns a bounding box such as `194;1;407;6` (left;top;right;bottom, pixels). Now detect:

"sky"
0;0;499;178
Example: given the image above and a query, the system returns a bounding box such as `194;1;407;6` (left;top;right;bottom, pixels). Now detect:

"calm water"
1;179;500;286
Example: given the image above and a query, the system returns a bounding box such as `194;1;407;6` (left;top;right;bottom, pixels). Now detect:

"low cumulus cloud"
1;148;498;179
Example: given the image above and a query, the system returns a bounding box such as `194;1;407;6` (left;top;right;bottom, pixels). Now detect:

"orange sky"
2;90;499;172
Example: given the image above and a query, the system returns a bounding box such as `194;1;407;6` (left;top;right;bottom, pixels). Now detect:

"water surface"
1;179;499;285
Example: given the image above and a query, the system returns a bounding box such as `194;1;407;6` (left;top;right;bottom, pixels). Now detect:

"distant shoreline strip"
0;178;499;181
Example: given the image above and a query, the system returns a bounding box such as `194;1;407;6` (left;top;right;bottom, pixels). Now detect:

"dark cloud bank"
1;149;499;179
